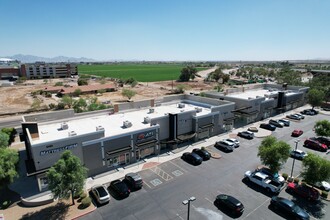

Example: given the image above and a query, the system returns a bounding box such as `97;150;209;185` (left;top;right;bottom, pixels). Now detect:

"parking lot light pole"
182;196;196;220
290;139;300;178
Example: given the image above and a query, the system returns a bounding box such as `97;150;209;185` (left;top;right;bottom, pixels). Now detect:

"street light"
182;196;196;220
290;139;300;178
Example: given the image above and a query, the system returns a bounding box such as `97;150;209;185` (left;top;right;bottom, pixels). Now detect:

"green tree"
314;120;330;137
77;78;88;86
307;89;325;109
257;136;291;173
0;132;10;148
122;89;136;101
275;66;302;85
301;152;330;186
61;95;74;108
1;128;17;146
73;98;87;113
47;150;87;205
178;66;197;82
0;148;19;189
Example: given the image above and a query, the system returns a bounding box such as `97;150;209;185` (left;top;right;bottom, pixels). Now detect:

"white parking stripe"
242;198;270;220
205;197;213;204
143;180;151;189
169;160;188;173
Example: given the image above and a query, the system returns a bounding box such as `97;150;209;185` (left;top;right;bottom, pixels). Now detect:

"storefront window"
107;152;130;167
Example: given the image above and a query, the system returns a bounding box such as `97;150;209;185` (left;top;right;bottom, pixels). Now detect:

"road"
80;113;330;220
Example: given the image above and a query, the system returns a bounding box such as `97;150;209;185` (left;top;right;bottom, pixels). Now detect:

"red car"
291;129;303;137
286;183;320;201
304;139;328;152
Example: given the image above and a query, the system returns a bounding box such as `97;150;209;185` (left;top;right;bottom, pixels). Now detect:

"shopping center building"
205;83;309;126
21;94;235;191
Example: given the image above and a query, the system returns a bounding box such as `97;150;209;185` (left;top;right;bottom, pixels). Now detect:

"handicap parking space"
139;159;187;190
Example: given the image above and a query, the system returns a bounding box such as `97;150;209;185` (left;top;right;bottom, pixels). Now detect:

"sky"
1;0;330;61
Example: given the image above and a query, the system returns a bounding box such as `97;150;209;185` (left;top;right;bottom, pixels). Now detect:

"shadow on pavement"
0;187;21;209
19;202;69;220
292;197;326;219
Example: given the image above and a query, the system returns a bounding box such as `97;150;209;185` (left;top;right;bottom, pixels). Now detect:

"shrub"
78;78;88;86
282;173;288;180
55;82;63;86
81;197;91;208
321;191;328;199
80;192;87;199
293;178;300;184
201;146;206;151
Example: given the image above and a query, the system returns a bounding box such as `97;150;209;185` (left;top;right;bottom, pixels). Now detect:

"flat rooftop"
227;89;297;100
33;102;212;145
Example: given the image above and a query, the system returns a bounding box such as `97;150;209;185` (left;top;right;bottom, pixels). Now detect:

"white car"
315;181;330;191
224;138;240;148
290;149;308;160
91;185;110;204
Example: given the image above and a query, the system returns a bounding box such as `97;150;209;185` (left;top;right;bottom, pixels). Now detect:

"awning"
177;133;196;141
136;139;158;147
223;116;235;121
106;146;131;156
231;106;252;112
233;110;259;116
25;159;49;177
264;106;274;110
199;123;214;129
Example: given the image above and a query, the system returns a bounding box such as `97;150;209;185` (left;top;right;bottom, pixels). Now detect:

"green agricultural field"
78;64;208;82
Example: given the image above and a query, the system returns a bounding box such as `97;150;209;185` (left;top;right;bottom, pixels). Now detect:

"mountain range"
3;54;95;63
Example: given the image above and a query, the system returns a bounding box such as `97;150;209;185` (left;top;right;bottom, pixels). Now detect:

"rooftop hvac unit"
144;117;151;123
149;108;155;113
195;107;203;113
96;126;104;131
68;131;77;136
123;120;132;128
178;103;185;108
61;122;68;130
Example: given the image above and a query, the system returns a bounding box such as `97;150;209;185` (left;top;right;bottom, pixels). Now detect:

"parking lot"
81;112;330;220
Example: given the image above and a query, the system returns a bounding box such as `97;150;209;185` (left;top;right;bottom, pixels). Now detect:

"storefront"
105;146;131;168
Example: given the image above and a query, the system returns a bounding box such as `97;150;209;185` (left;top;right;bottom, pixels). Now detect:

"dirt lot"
0;72;218;116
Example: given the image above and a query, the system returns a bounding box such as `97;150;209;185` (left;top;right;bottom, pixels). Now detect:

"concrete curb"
71;206;97;220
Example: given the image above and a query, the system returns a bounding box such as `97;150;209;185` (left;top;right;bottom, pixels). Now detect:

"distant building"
21;63;78;79
0;63;78;80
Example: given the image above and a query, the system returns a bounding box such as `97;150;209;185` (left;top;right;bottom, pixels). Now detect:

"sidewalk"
2;104;329;219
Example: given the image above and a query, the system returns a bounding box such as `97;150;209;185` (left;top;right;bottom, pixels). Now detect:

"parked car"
304;139;327;152
192;148;211;160
278;119;290;126
237;131;254;139
215;140;235;152
260;123;276;131
269;119;284;128
270;196;310;220
109;179;130;198
286;114;301;120
224;138;240;148
247;126;258;132
181;152;203;165
256;166;285;184
293;113;305;119
244;171;283;194
124;172;143;190
311;136;330;148
214;194;244;216
290;149;308;160
286;182;320;201
91;185;110;205
301;109;318;115
291;129;303;137
314;181;330;192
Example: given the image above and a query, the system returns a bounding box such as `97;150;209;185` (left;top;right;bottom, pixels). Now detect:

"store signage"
40;143;78;156
137;131;154;141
